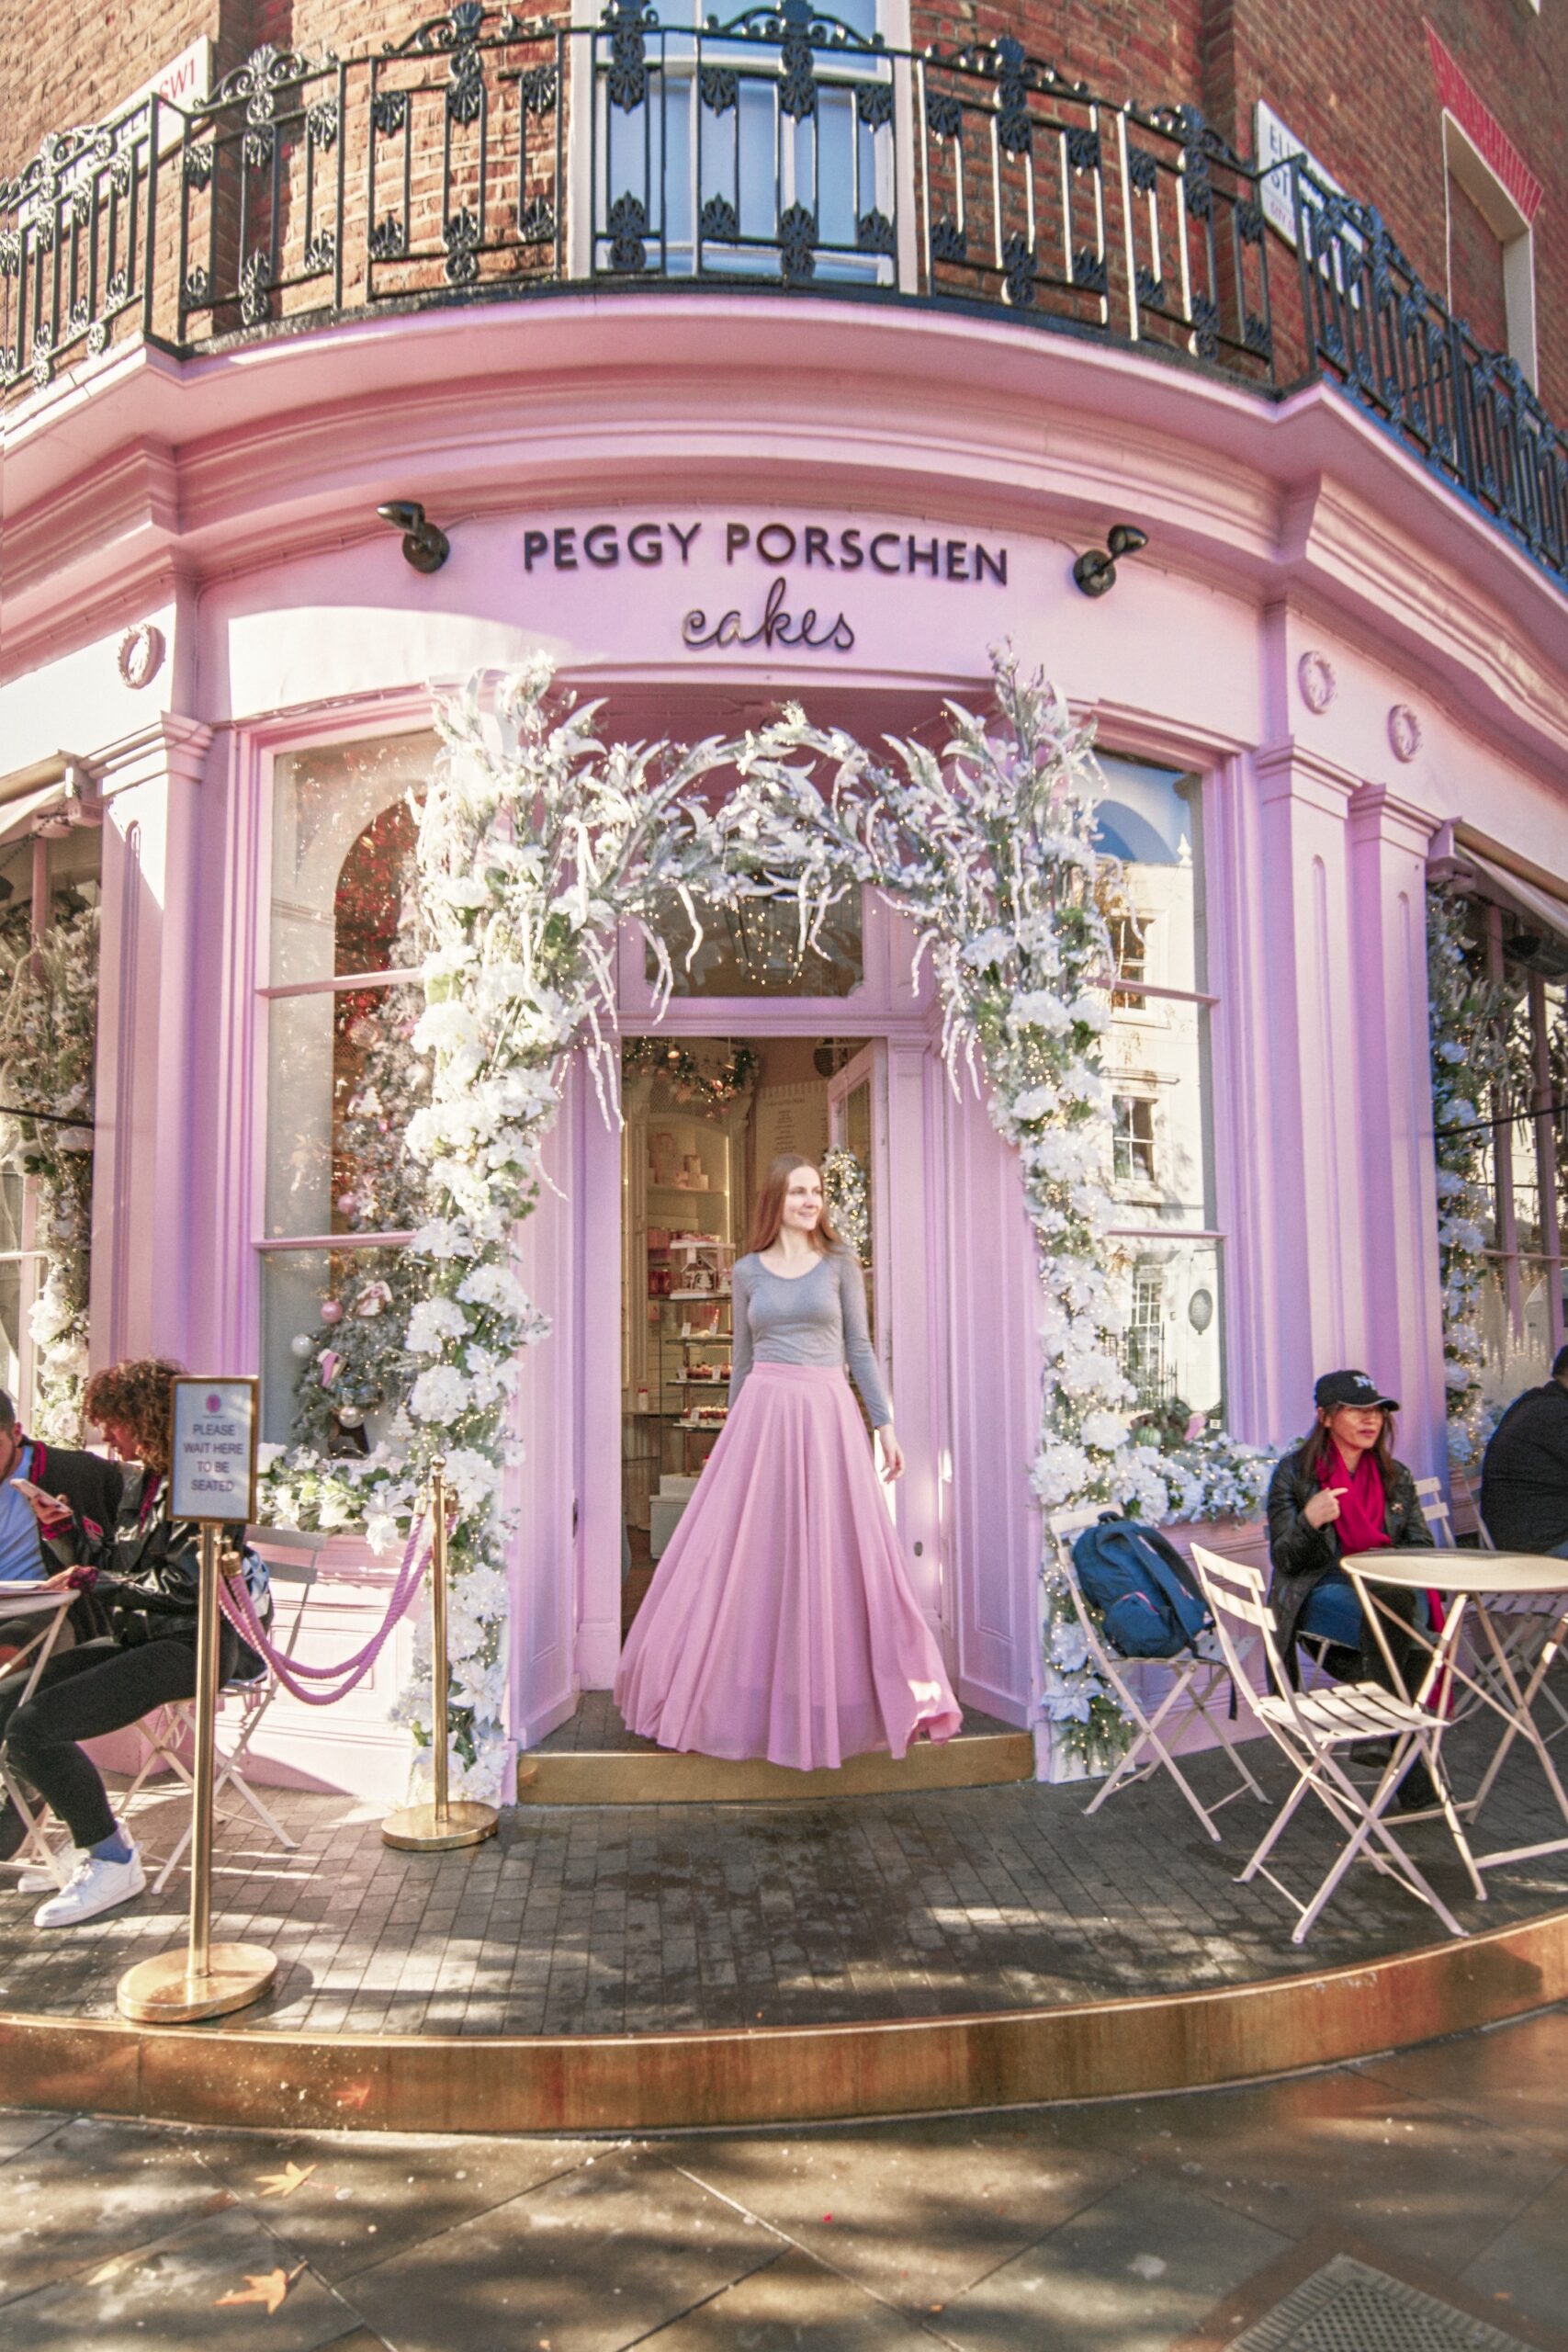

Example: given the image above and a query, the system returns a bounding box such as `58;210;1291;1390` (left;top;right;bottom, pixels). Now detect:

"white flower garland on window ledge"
257;650;1266;1792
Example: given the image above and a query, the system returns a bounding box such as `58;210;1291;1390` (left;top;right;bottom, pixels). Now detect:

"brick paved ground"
1;1713;1565;2037
4;2007;1568;2348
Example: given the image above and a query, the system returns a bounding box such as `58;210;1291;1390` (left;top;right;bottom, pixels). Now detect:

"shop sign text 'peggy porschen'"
522;519;1010;655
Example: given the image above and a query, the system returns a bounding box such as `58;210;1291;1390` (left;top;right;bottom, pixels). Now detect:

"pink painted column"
90;716;214;1370
506;1056;583;1750
884;1035;944;1631
1348;785;1447;1476
1251;741;1369;1415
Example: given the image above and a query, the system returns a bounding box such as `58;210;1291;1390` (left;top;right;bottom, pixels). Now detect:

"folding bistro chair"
1412;1476;1454;1546
0;1585;81;1892
1427;1481;1568;1746
1047;1507;1268;1843
121;1552;312;1892
1188;1544;1483;1943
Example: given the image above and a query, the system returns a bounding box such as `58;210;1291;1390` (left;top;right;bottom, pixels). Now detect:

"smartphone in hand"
9;1476;72;1523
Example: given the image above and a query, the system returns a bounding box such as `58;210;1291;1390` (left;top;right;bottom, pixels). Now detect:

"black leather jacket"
1266;1443;1432;1680
48;1466;256;1679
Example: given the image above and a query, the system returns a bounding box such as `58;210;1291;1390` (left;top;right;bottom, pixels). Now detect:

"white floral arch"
259;650;1265;1797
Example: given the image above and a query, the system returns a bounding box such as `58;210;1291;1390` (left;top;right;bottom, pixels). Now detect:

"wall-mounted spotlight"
377;500;451;573
1072;522;1148;598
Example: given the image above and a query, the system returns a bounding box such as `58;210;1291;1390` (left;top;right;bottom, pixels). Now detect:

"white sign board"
1255;100;1347;246
171;1376;258;1523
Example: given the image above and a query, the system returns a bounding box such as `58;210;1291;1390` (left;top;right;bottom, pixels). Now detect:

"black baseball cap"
1314;1368;1399;1413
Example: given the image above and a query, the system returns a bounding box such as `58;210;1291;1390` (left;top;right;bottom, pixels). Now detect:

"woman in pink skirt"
615;1153;962;1770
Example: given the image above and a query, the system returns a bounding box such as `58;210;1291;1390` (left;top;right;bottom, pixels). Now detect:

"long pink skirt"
615;1363;961;1770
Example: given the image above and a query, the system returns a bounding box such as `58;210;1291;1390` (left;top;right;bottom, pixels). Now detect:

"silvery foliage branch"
389;657;764;1798
0;904;98;1439
1427;891;1516;1464
727;650;1265;1767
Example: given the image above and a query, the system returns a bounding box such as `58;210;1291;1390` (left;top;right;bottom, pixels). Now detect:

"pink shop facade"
3;291;1567;1799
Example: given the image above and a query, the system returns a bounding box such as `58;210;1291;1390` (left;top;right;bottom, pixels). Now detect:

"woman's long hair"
84;1357;186;1474
1301;1406;1398;1498
746;1153;844;1256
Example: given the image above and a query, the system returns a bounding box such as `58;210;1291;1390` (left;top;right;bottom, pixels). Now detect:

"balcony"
3;0;1564;587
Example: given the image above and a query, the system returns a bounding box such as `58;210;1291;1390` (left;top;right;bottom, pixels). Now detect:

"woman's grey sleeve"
727;1260;754;1409
838;1251;892;1428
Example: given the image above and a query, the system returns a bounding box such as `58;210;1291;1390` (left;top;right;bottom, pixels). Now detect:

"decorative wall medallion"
117;622;165;689
1297;650;1336;713
1388;702;1421;763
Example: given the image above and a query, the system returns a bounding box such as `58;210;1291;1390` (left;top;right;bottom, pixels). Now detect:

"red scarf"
1316;1444;1389;1554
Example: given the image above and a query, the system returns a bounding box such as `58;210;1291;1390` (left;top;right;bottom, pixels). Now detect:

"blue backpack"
1071;1519;1211;1659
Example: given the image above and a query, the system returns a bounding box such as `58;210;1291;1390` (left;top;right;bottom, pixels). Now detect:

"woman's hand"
19;1489;72;1531
877;1425;906;1482
1302;1485;1346;1531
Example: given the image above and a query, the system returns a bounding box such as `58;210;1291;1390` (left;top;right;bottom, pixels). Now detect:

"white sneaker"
18;1816;130;1894
33;1844;145;1928
17;1846;85;1894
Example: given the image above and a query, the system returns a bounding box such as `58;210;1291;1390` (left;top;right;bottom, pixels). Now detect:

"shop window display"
0;826;101;1430
261;732;434;1446
1097;753;1224;1430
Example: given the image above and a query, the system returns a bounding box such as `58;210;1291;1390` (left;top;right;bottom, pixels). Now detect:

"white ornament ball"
289;1333;316;1361
336;1404;364;1429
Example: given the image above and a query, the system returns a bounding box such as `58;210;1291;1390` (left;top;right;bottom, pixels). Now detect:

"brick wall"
6;0;1564;417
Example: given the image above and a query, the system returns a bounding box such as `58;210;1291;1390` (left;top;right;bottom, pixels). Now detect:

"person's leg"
0;1645;118;1859
2;1640;196;1851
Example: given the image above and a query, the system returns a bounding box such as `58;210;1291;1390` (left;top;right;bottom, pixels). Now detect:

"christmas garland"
258;650;1267;1789
621;1035;760;1112
0;901;99;1438
821;1147;870;1264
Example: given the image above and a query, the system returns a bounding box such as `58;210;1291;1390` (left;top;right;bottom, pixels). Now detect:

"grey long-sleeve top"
728;1249;892;1428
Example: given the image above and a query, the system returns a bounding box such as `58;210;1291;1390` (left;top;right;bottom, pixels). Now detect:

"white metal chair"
1188;1544;1483;1944
121;1555;313;1892
1047;1507;1268;1843
1422;1479;1568;1744
1412;1476;1454;1546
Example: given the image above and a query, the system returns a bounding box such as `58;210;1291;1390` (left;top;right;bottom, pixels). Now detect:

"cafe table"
1342;1547;1568;1874
0;1579;80;1889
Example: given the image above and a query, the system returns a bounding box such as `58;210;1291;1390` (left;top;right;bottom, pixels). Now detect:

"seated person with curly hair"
0;1358;260;1928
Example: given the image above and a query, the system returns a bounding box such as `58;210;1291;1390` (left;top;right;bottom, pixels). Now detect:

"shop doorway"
618;1034;888;1634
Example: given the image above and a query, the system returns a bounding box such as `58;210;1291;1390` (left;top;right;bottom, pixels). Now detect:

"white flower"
412;1000;481;1057
456;1261;530;1317
407;1295;471;1354
410;1365;471;1425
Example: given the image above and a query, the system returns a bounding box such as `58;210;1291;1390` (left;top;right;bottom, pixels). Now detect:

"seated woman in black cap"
1266;1369;1436;1804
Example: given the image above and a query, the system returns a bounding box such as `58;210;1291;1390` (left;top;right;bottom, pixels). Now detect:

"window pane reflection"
1110;1237;1224;1426
270;732;434;989
646;887;864;998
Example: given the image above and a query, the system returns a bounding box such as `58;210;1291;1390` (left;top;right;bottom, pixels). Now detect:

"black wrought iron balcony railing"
3;0;1564;586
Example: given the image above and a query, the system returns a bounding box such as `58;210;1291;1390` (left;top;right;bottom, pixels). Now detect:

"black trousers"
0;1638;196;1849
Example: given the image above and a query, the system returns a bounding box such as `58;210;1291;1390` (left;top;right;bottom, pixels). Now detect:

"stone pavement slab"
340;2143;778;2352
675;2116;1134;2311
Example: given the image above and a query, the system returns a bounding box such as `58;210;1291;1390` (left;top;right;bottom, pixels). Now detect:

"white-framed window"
1111;1094;1156;1185
590;0;898;285
1442;112;1538;381
1098;754;1224;1426
256;730;434;1446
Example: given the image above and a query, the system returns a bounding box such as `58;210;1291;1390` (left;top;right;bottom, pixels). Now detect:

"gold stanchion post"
382;1457;499;1851
118;1523;278;2023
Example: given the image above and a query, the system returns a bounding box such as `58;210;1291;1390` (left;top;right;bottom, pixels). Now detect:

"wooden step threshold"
517;1730;1033;1804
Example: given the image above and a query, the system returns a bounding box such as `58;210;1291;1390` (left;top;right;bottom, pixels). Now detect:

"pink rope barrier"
218;1514;434;1707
